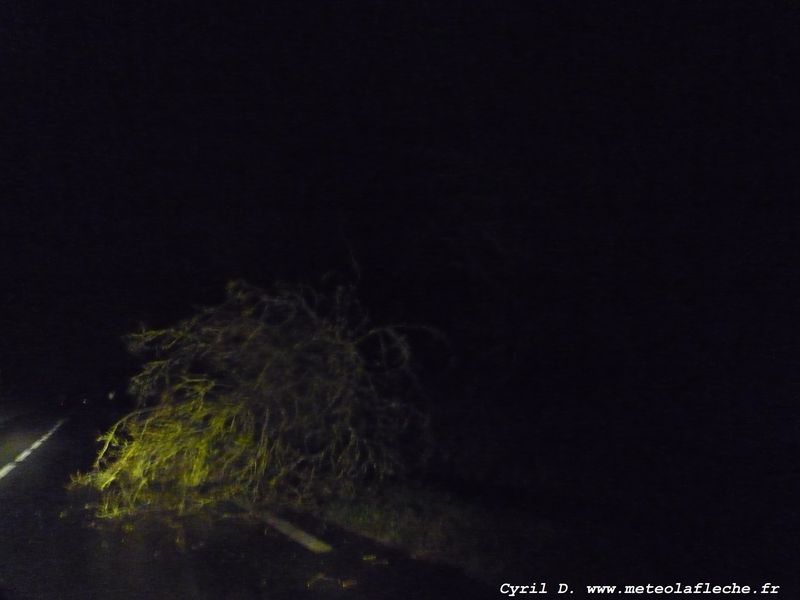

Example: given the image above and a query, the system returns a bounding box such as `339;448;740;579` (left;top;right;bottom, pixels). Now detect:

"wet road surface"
0;403;794;599
0;406;492;600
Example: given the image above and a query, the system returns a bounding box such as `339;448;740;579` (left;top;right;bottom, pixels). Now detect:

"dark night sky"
1;0;798;476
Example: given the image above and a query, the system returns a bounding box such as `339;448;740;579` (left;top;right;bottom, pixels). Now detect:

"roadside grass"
317;482;558;585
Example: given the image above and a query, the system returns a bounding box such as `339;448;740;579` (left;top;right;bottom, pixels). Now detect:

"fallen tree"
72;279;433;517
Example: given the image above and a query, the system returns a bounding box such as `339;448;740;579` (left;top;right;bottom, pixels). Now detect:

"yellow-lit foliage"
72;279;431;517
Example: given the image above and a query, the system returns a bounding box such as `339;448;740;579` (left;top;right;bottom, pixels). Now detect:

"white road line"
15;448;33;462
0;418;66;481
260;511;332;553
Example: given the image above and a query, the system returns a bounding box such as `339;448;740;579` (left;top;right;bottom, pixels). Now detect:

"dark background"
1;1;797;523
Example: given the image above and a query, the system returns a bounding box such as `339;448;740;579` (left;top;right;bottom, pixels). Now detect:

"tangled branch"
72;279;432;517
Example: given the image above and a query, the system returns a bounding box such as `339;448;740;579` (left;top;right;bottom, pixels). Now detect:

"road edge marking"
0;418;67;481
260;511;333;553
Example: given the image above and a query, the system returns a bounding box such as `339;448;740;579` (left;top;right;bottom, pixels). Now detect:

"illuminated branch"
72;278;433;517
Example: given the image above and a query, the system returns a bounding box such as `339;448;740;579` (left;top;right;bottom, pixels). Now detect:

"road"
0;404;491;600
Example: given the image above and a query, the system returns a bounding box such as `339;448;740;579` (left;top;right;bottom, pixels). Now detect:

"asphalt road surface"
0;405;491;600
0;402;794;599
